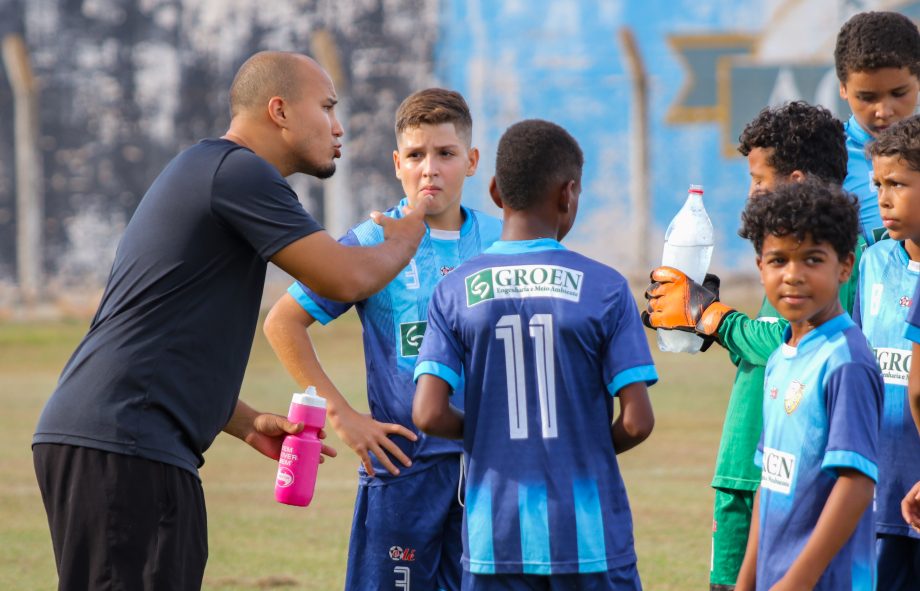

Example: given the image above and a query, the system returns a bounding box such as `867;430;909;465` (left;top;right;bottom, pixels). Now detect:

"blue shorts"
345;455;463;591
462;564;642;591
877;534;920;591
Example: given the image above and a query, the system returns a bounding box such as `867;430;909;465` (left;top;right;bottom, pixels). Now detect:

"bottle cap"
688;184;703;194
292;386;326;409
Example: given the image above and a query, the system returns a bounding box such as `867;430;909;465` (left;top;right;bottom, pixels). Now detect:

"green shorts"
710;487;755;587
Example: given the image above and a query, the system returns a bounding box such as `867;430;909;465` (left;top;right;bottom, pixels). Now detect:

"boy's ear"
559;179;576;213
789;170;806;183
755;256;764;284
466;147;480;177
392;150;402;180
488;177;504;209
838;251;856;284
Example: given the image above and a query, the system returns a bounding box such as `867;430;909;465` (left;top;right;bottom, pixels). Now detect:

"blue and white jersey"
288;199;501;481
844;115;886;245
854;240;920;540
414;239;658;575
756;314;882;590
906;269;920;345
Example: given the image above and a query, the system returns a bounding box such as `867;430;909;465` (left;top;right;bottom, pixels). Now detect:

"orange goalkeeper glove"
640;266;735;339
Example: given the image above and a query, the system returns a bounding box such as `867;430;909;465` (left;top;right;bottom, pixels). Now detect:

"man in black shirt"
32;51;430;590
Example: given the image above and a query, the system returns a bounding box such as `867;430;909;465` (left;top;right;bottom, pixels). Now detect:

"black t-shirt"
33;139;323;475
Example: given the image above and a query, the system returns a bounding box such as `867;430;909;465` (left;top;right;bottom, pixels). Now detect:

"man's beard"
305;160;336;179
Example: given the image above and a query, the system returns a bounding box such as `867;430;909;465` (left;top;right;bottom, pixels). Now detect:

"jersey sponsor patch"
761;447;796;494
875;347;911;386
399;321;427;357
465;265;584;306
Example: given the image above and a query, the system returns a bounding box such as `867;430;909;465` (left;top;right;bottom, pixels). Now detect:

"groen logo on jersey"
464;265;584;307
875;347;911;386
399;321;427;357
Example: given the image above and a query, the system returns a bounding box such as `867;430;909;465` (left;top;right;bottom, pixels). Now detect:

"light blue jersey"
289;199;502;480
853;240;920;540
416;239;658;575
844;115;887;245
756;314;882;590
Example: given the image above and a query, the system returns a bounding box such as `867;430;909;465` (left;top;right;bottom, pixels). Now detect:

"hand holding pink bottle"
274;386;326;507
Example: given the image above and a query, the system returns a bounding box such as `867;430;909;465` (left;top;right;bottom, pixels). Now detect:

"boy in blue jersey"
413;119;657;591
835;10;920;245
643;101;855;591
734;180;883;591
863;115;920;588
264;88;502;591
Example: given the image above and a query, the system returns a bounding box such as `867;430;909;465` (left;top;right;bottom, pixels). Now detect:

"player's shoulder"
862;237;898;263
464;207;503;235
349;200;405;245
824;319;878;373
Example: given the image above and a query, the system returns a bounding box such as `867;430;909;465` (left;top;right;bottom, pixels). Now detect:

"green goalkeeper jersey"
711;235;864;490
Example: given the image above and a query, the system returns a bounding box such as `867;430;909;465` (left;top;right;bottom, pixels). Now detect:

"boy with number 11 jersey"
414;120;657;590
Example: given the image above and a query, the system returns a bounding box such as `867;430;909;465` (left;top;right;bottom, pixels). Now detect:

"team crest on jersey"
388;546;416;562
901;296;912;308
399;321;427;357
440;265;454;276
783;380;805;414
875;347;911;386
465;265;583;306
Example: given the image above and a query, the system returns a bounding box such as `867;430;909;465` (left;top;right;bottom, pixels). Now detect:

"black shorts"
33;443;208;591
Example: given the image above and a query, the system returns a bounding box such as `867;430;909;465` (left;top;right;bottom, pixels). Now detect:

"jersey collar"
780;312;854;356
484;238;567;255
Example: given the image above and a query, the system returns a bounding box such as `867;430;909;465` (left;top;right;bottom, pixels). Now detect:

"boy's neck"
425;206;464;232
786;301;844;347
499;212;561;242
904;239;920;262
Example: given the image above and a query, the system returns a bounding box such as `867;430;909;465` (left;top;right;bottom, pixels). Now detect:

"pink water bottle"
274;386;326;507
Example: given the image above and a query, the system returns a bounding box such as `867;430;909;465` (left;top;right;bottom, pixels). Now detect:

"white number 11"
495;314;557;440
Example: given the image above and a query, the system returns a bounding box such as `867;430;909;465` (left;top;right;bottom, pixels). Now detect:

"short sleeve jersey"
288;199;502;480
844;115;887;245
33;139;323;475
414;239;658;575
755;314;882;589
853;240;920;539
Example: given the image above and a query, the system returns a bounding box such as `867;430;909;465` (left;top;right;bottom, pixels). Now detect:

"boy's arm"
642;267;786;365
263;293;417;477
412;374;464;439
716;311;788;366
611;381;654;453
773;469;874;590
734;488;760;591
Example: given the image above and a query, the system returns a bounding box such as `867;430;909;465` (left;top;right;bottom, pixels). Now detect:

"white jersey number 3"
495;314;558;440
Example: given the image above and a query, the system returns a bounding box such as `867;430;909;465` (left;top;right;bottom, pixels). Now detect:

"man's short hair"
867;113;920;172
494;119;584;211
834;11;920;82
738;101;847;185
229;51;308;118
738;178;858;259
394;88;473;146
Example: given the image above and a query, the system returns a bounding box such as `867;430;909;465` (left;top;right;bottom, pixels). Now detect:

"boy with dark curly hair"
644;101;854;590
835;10;920;245
733;180;882;591
860;114;920;589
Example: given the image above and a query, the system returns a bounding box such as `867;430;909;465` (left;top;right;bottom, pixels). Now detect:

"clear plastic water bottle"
274;386;326;507
657;184;714;354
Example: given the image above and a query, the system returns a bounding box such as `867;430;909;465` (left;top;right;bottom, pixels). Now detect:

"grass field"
0;298;748;590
